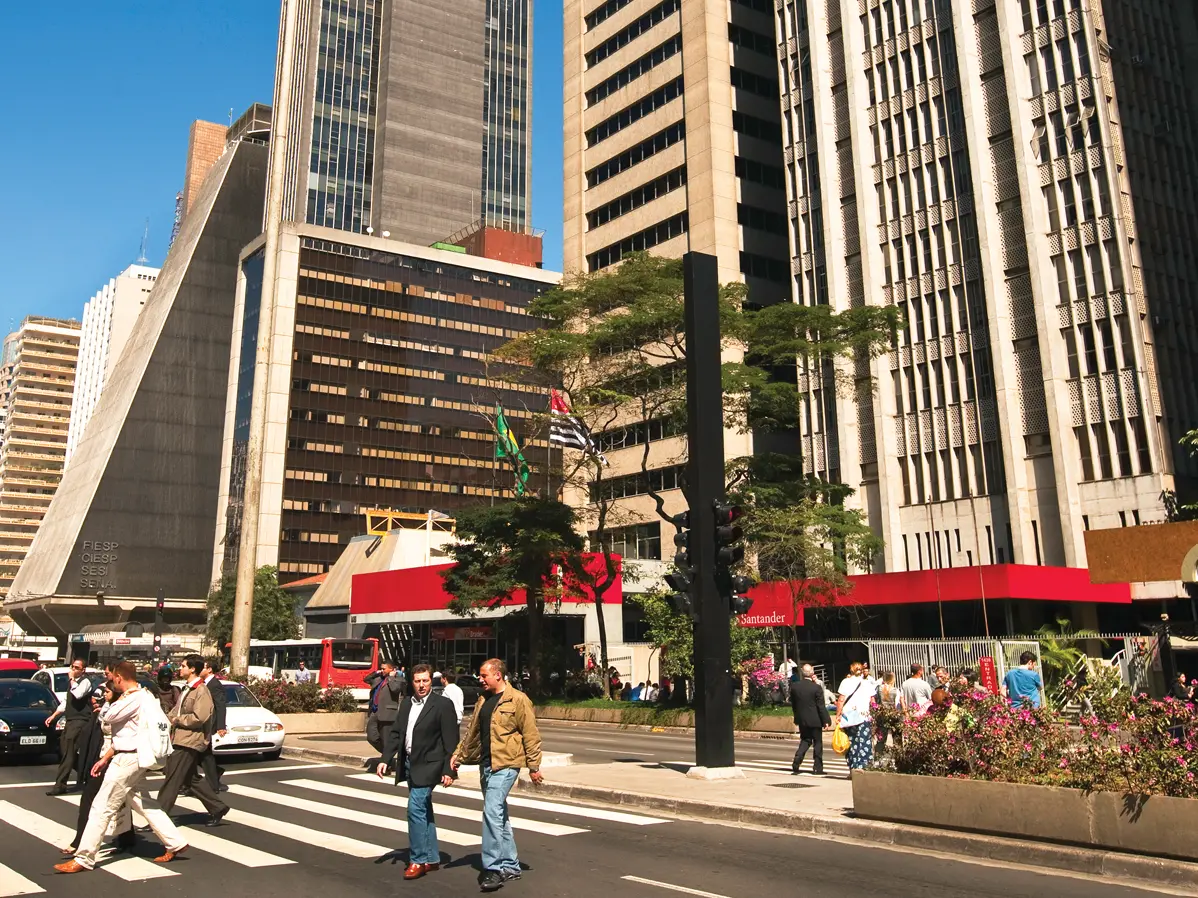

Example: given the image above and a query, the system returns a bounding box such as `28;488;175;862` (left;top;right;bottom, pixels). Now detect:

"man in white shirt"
46;659;93;795
55;661;188;873
295;660;313;683
378;665;459;881
440;672;465;724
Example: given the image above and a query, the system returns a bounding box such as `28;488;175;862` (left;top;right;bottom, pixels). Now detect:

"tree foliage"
636;589;768;682
441;497;585;696
206;565;300;651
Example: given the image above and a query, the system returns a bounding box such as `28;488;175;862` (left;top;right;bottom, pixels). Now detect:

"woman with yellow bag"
832;662;873;772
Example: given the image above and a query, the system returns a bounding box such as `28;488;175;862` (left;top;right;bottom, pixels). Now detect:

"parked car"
210;681;285;761
31;667;105;709
0;659;39;680
0;680;62;760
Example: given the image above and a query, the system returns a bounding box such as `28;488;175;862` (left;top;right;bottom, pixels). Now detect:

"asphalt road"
0;753;1175;897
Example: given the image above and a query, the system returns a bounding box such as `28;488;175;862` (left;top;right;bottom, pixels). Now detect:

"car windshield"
0;682;57;710
224;684;262;707
0;670;33;680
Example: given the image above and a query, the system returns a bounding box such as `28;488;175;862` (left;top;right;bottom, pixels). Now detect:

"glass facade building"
481;0;532;231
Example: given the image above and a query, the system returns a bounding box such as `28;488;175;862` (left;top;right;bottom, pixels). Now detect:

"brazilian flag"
494;404;531;496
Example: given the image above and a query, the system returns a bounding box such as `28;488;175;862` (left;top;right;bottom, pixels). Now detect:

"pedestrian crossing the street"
0;764;669;893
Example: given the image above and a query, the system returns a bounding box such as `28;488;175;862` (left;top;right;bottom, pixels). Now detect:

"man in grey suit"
364;660;405;754
790;664;832;775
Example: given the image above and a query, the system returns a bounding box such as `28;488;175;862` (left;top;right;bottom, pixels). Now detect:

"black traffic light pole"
683;252;736;770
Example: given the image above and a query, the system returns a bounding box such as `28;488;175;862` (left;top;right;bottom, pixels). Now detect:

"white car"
208;681;285;760
30;668;105;709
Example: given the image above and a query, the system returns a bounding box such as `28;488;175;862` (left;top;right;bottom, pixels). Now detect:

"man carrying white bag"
54;660;187;874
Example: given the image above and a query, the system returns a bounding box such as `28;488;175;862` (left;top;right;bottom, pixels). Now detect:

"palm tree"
1036;617;1105;693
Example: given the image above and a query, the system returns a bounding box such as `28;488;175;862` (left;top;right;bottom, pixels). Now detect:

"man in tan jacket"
156;654;230;825
451;658;542;893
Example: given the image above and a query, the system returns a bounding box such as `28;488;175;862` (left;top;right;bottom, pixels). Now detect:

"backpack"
136;689;174;771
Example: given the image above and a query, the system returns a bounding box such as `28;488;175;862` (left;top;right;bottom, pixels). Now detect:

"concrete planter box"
533;705;795;733
276;711;367;735
853;770;1198;862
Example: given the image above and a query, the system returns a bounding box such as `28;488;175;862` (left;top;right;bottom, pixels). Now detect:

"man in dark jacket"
790;663;832;775
193;658;227;793
377;664;458;881
364;660;405;754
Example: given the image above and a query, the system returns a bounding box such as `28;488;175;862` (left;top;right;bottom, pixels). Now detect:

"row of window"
586;34;681;107
1051;241;1124;308
729;66;778;100
589;464;686;502
1062;315;1137;381
735;156;786;190
588;521;663;560
732;110;782;144
584;0;634;31
587;212;689;271
586;121;684;188
1025;30;1092;97
585;0;679;68
740;251;789;283
586;77;682;148
1019;0;1083;33
865;0;938;49
738;202;787;235
727;23;774;58
1075;419;1153;482
897;440;1005;507
594;415;684;452
587;166;687;230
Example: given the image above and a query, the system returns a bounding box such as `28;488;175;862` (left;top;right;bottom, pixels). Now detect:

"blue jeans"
480;765;520;873
407;783;439;865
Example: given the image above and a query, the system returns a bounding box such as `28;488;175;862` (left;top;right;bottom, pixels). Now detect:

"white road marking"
622;875;732;897
227;783;480;846
345;773;669;825
0;762;331;790
169;795;392;859
0;861;44;897
0;800;177;881
54;796;292;868
283;778;588;837
590;749;656;755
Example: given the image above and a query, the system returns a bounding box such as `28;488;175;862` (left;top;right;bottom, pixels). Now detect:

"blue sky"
0;1;564;330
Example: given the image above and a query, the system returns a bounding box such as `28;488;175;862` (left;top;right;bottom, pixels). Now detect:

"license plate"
19;736;46;746
236;735;258;743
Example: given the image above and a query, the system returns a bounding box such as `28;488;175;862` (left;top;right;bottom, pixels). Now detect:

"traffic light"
671;510;691;568
712;501;745;571
666;510;696;618
664;570;694;618
729;574;754;616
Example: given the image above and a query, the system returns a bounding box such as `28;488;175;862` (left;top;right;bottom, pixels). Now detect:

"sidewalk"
282;734;1198;892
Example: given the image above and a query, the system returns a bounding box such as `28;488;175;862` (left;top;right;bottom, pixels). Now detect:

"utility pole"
683;252;736;771
152;588;164;664
229;0;301;679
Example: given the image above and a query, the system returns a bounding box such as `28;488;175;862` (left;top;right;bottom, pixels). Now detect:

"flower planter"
276;711;367;735
853;770;1198;862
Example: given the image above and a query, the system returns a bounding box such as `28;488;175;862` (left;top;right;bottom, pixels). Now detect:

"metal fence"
866;639;1041;683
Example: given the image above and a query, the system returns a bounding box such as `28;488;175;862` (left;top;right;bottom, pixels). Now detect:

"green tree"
442;497;585;697
1035;617;1105;693
206;565;300;651
636;589;768;687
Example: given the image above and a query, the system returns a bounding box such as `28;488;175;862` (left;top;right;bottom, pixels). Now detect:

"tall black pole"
153;587;165;665
684;252;735;769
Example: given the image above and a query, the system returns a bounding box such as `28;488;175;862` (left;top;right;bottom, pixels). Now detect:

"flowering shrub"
742;658;783;706
878;681;1198;799
245;677;359;714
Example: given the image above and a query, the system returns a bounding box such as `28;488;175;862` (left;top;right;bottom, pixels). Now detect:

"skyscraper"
272;0;533;242
773;0;1198;589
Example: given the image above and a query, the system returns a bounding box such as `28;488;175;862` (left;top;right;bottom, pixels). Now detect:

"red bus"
241;638;379;699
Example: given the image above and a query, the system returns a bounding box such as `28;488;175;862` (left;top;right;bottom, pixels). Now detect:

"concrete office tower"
270;0;533;243
6;136;268;637
66;265;160;466
211;229;558;584
774;0;1198;585
0;318;81;601
563;0;791;300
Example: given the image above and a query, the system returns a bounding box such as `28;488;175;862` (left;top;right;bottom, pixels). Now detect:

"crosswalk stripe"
227;783;479;846
168;795;392;859
0;861;43;897
0;800;178;881
345;773;669;826
282;778;588;837
55;796;293;868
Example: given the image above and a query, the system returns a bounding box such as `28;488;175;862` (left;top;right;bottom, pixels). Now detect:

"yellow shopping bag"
831;725;851;755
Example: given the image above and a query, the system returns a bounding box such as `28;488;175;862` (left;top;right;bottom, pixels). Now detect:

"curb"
281;745;1198;891
537;718;796;741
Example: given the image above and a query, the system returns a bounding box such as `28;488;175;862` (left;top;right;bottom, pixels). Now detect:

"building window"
595;416;684;452
585;0;680;68
588;522;662;560
589;464;686;501
584;0;634;30
587;213;689;270
586;167;687;230
586;78;683;147
586;35;682;107
586;122;685;188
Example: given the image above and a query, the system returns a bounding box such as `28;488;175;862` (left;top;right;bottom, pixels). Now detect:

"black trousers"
194;744;225;791
159;745;228;816
792;725;825;773
55;719;88;789
366;714;393;754
72;769;135;851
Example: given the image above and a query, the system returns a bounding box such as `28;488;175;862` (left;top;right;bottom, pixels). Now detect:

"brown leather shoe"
154;845;188;863
404;862;439;880
53;860;88;874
